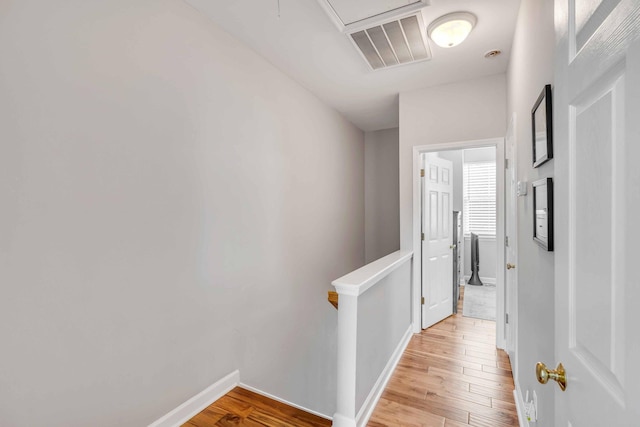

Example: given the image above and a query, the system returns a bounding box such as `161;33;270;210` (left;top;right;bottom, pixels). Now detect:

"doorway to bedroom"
420;145;498;330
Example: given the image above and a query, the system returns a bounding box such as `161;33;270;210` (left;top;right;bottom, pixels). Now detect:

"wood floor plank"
481;364;516;377
469;383;517;403
468;412;519;427
462;367;515;386
444;419;472;427
491;397;517;411
380;388;471;424
368;398;446;427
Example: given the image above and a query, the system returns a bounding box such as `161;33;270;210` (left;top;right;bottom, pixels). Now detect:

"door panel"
429;191;438;238
442;193;450;239
555;0;640;424
574;0;621;52
570;68;625;409
422;153;453;329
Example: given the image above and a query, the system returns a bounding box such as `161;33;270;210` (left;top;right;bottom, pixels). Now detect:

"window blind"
463;161;496;236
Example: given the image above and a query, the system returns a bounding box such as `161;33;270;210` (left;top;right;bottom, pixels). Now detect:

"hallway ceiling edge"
184;0;520;131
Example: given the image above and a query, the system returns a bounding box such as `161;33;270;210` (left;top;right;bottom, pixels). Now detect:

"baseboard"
238;383;332;421
513;382;530;427
463;275;496;285
355;325;413;427
148;370;239;427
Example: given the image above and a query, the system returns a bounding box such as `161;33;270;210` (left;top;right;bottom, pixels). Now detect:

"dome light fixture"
427;12;477;48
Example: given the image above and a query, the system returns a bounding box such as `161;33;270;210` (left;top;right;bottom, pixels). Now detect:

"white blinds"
463;161;496;236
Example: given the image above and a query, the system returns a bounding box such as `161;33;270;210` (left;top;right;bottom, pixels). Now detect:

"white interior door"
421;153;453;329
505;114;518;364
554;0;640;424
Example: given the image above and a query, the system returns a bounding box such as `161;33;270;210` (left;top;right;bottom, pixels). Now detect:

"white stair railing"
331;250;413;427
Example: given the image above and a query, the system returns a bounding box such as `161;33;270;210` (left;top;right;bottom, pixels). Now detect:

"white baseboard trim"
354;325;413;427
513;382;530;427
463;275;496;285
239;383;332;421
148;370;239;427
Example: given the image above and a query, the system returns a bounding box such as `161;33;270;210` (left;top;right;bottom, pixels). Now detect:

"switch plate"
517;181;528;196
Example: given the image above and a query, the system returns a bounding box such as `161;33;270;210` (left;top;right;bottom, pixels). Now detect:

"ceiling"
184;0;521;131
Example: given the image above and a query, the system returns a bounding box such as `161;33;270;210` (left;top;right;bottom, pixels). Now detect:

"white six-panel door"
421;153;454;329
554;0;640;424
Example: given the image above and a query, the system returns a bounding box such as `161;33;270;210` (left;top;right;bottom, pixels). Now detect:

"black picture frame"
532;177;554;251
532;84;553;168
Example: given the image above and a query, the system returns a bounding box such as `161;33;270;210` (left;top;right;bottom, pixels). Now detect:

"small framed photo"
532;178;554;251
532;84;553;168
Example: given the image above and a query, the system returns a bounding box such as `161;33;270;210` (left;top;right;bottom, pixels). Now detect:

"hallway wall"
399;74;507;250
506;0;555;423
365;128;400;263
0;0;364;425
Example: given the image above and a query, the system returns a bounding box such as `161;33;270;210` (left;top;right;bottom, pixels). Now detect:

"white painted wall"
399;74;507;250
365;128;400;263
506;0;555;423
0;1;364;425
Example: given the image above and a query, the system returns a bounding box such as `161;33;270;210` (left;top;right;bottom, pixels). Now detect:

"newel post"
332;287;358;427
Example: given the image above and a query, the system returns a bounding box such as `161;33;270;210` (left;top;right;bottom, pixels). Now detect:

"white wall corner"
332;413;358;427
513;382;530;427
148;370;239;427
239;383;332;421
355;325;413;427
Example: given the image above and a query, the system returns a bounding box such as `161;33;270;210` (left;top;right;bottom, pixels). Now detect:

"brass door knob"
450;244;457;249
507;263;516;269
536;362;567;391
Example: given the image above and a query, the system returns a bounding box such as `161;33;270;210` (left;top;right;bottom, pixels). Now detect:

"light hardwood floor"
184;286;518;426
368;286;518;427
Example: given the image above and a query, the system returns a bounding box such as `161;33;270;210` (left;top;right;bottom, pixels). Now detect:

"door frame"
411;137;506;350
505;113;519;378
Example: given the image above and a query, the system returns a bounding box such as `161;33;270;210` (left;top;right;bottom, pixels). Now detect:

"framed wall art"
532;84;553;168
532;177;554;251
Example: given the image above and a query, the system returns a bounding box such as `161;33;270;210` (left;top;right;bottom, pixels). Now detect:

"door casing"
411;137;507;349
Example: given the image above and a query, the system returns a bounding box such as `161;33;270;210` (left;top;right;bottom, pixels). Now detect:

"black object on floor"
468;232;484;286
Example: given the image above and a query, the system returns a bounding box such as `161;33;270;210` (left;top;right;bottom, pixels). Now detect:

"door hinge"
421;232;425;241
505;313;509;324
420;169;425;177
421;297;425;305
505;236;509;247
505;158;509;169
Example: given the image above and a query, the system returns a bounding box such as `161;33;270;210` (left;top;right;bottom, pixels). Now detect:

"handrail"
327;291;339;309
332;250;413;296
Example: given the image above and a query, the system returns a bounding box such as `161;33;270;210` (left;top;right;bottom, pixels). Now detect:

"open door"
421;153;454;329
551;0;640;424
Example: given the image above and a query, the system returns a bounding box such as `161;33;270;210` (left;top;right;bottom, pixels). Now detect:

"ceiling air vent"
349;14;432;70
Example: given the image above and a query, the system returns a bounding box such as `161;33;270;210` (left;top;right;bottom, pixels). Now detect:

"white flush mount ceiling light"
428;12;477;48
